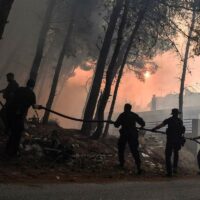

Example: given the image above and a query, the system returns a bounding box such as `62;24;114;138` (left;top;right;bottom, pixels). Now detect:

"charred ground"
0;123;198;183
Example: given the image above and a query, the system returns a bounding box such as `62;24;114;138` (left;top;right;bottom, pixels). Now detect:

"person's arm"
151;119;168;132
31;93;38;109
136;115;145;128
151;123;165;132
31;93;44;110
182;126;186;135
180;119;185;136
114;114;122;128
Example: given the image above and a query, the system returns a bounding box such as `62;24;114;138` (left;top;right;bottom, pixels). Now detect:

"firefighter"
152;108;185;177
114;103;145;174
6;79;38;157
0;73;19;104
0;73;19;133
197;150;200;175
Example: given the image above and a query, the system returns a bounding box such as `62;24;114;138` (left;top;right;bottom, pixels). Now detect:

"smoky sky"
0;0;199;128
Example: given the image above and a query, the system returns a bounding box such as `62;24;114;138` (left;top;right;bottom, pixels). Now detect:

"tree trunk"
0;0;15;39
179;5;196;120
92;0;130;139
42;3;76;124
103;49;125;138
102;1;149;138
90;91;103;132
102;39;130;138
29;0;56;82
81;0;124;135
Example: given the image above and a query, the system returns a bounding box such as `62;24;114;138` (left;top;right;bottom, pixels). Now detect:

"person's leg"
128;136;141;174
118;134;127;167
165;141;173;176
173;145;179;173
11;131;22;156
6;118;23;157
6;132;14;156
5;115;15;156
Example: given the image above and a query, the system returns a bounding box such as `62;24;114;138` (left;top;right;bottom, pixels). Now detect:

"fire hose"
38;105;114;124
38;105;200;144
139;127;200;144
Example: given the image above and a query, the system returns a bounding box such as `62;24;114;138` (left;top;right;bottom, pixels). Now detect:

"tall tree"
0;0;15;39
81;0;124;135
29;0;56;82
92;0;130;139
103;44;126;137
92;0;150;139
179;1;196;119
102;0;182;137
42;1;77;124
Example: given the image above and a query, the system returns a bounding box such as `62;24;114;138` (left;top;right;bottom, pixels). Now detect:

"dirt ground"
0;124;198;183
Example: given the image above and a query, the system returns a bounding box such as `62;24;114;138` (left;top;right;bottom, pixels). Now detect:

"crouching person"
114;104;145;174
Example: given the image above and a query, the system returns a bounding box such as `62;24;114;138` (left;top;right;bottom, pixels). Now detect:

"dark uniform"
162;116;185;175
197;150;200;174
6;85;36;157
0;79;19;133
114;105;145;173
152;108;185;176
1;79;19;104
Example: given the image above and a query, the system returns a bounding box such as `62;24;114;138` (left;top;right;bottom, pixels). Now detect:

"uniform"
162;116;185;175
114;111;145;172
6;86;36;157
2;80;19;103
0;79;19;133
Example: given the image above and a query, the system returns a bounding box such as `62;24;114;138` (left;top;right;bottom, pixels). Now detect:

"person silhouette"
114;103;145;174
152;108;185;177
0;73;19;134
6;79;38;157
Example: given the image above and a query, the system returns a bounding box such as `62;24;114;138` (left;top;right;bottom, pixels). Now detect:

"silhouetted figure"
197;150;200;175
0;73;19;103
6;79;37;157
152;108;185;177
114;103;145;174
0;73;19;133
151;95;156;111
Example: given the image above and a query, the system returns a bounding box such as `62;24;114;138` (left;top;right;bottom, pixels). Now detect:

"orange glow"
53;52;200;128
144;71;151;79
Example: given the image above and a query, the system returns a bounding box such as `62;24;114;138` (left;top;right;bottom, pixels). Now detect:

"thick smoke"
0;0;199;128
0;0;46;85
34;0;106;106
